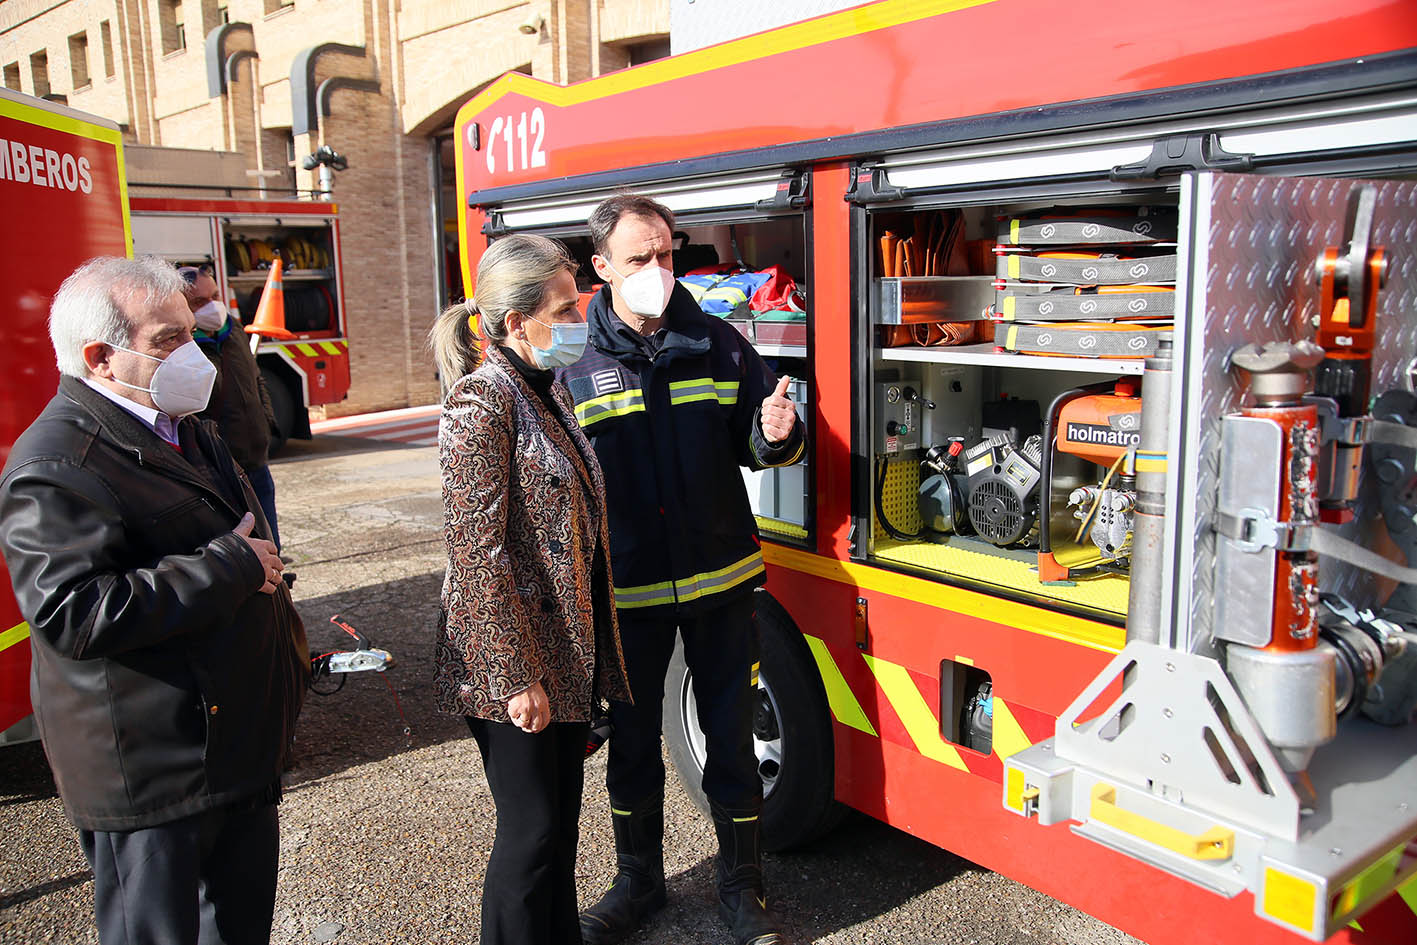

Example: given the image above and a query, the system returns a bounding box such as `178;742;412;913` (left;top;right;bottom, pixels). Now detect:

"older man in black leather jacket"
0;256;308;945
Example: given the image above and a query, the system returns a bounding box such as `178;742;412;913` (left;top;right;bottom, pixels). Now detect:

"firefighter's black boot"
711;799;782;945
579;792;667;945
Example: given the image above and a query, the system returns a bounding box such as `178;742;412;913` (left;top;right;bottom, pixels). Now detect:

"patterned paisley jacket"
434;344;630;722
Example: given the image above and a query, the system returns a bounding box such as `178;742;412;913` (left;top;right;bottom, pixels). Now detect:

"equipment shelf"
879;343;1145;375
228;269;334;283
754;343;807;358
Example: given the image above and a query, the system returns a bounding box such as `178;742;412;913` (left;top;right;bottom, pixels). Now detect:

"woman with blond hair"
430;233;630;945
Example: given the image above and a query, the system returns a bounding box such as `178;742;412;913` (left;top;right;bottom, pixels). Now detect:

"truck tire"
663;589;844;852
262;366;295;456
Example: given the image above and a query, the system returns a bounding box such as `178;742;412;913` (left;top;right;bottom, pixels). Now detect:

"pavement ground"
0;428;1143;945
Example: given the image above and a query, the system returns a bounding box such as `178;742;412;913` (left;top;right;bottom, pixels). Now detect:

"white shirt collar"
81;377;182;446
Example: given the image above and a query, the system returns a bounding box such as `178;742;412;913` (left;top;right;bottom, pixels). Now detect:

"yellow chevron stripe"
296;343;319;356
990;697;1033;762
803;634;875;736
0;622;30;652
1399;872;1416;914
319;341;342;355
862;654;967;771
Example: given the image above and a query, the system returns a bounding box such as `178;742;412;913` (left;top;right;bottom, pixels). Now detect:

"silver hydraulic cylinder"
1126;332;1172;646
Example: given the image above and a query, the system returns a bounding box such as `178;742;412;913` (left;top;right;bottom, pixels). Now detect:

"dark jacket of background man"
197;314;277;475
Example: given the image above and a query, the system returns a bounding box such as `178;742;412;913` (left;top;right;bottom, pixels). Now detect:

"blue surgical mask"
527;316;588;369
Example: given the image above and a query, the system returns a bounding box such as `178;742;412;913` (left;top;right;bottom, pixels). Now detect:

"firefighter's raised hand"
760;375;797;444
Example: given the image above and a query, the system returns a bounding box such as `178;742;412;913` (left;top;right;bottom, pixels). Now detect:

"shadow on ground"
271;434;427;466
0;742;57;805
285;572;465;790
626;808;976;945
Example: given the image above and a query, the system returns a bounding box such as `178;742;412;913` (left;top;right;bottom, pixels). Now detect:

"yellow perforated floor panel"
757;516;809;539
873;455;1129;616
873;538;1130;617
875;458;922;540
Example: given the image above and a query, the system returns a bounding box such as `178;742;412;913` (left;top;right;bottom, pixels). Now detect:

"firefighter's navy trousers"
607;592;762;809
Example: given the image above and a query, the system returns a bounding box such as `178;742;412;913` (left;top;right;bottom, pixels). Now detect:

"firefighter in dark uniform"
559;194;805;945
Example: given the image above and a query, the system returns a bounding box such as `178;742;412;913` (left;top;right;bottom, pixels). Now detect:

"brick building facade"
2;0;670;414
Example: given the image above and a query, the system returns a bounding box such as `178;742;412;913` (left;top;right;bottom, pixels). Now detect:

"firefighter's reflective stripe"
614;550;764;610
668;377;739;407
0;622;29;653
576;388;645;428
863;653;969;771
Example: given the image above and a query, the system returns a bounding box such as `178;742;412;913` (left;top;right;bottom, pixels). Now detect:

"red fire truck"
129;195;351;447
454;1;1417;942
0;87;131;744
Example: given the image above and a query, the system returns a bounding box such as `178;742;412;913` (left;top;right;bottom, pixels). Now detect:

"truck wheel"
262;366;295;456
663;589;843;852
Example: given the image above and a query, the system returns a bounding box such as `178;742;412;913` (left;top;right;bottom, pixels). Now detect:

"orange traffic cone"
245;255;296;342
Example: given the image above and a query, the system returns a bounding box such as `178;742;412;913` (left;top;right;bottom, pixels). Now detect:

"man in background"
181;263;286;556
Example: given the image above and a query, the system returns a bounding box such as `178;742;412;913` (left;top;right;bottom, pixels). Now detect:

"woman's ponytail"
428;300;483;391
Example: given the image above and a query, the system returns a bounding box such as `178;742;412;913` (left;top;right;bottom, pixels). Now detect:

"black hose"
875;456;924;542
1319;625;1367;720
1038;382;1117;556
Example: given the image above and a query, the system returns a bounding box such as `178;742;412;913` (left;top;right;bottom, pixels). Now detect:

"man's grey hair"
49;256;185;378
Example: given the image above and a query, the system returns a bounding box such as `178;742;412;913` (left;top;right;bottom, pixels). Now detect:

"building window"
30;50;51;97
199;0;225;34
626;37;670;67
263;0;294;14
218;3;230;25
3;62;20;90
69;32;91;89
160;1;187;55
100;21;115;77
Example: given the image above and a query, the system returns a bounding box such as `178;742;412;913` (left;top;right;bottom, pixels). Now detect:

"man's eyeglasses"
176;263;216;285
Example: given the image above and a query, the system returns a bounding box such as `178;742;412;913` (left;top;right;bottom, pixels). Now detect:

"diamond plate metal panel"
1185;173;1417;649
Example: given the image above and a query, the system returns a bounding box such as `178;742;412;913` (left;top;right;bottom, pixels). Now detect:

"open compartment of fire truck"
864;193;1178;621
487;175;815;544
223;218;341;337
667;214;812;543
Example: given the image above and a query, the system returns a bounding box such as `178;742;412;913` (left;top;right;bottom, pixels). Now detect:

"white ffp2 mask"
108;340;217;417
193;300;228;333
602;260;676;319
